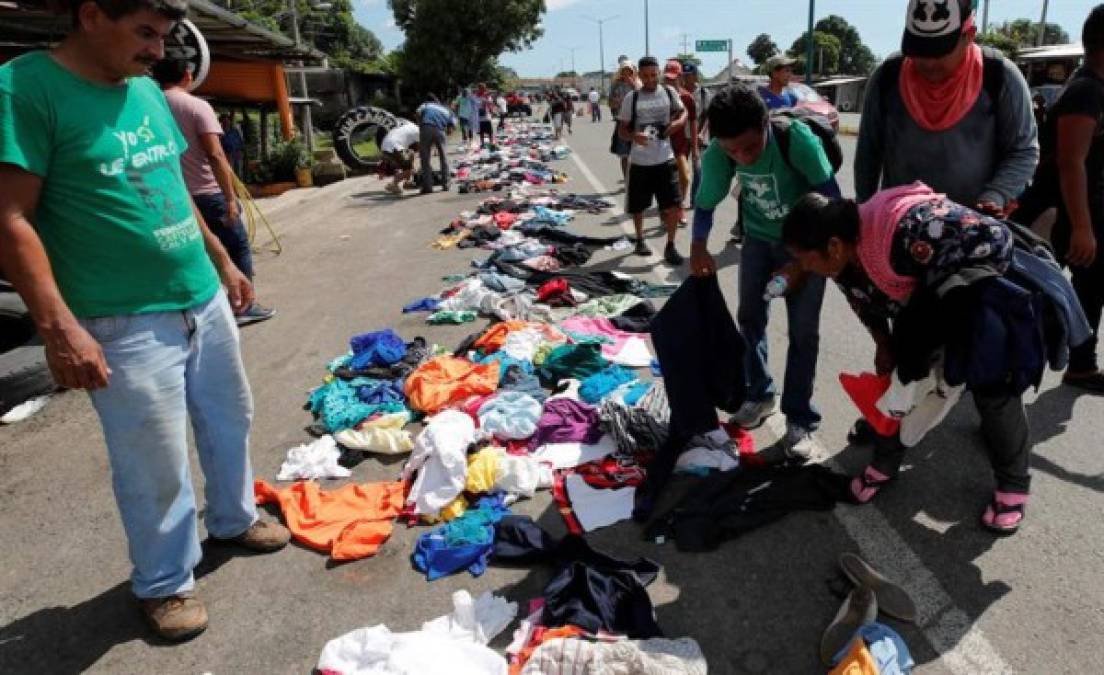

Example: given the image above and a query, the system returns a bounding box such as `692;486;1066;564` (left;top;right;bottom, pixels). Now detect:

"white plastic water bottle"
763;274;789;301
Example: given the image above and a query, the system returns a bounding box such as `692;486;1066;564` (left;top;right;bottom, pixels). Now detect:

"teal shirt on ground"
0;51;220;318
694;119;833;242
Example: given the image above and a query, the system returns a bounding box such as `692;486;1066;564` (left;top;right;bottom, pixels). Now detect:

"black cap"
902;0;973;58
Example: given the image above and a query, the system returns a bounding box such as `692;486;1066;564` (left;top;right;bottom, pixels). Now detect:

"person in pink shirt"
153;58;274;326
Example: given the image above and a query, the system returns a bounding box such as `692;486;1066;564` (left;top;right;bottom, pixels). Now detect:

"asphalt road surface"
1;115;1102;674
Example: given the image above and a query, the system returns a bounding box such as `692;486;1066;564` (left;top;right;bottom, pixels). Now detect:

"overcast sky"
354;0;1087;79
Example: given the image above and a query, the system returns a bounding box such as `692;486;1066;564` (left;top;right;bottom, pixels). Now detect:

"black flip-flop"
1063;371;1104;394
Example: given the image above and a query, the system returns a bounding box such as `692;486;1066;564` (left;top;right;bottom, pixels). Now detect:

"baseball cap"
663;59;683;80
902;0;974;58
682;62;698;76
765;54;797;72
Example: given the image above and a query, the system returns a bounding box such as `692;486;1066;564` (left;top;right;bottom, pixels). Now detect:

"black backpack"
878;47;1006;115
628;84;681;131
771;108;844;174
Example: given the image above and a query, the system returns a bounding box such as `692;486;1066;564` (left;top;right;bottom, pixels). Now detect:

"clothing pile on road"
452;121;572;194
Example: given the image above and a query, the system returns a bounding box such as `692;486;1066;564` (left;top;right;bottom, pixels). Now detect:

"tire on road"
332;106;403;173
0;342;56;416
0;291;35;353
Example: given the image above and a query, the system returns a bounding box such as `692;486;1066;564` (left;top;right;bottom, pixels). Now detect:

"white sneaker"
729;398;777;429
784;424;817;461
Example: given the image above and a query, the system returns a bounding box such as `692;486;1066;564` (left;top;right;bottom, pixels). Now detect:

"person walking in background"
0;0;290;641
549;89;566;140
681;62;710;211
495;91;509;132
663;59;697;227
609;58;640;182
588;87;601;122
617;56;688;264
759;54;799;110
414;96;455;194
219;113;245;177
154;58;275;326
475;83;494;146
454;89;474;142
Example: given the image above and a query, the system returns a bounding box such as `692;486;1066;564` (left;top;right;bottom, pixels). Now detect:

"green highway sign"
695;39;730;52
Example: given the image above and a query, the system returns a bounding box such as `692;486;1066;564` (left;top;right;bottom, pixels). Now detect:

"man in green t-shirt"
0;0;289;642
689;84;841;460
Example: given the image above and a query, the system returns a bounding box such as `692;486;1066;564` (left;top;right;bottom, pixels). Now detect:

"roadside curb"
839;125;859;137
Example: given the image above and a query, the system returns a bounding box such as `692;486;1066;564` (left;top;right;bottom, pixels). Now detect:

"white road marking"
571;144;1010;675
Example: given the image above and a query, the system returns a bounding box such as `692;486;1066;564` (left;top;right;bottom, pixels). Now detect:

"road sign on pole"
695;39;730;52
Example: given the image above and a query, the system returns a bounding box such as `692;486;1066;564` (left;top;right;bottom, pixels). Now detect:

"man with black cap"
856;0;1038;216
759;54;799;110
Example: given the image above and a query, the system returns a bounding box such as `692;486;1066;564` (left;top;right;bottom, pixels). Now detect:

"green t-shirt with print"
0;51;219;318
695;119;833;242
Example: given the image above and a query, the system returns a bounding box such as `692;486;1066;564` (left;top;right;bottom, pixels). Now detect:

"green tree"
788;31;841;77
747;33;779;67
390;0;545;95
976;30;1021;59
814;15;877;75
990;19;1071;48
555;71;579;79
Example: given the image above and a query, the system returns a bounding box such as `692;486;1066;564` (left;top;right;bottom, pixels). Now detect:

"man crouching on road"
0;0;289;642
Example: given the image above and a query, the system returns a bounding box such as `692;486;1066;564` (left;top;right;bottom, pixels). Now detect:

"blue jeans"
737;236;825;429
193;193;253;280
80;290;257;599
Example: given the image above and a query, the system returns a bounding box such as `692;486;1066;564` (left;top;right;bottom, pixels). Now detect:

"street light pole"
584;15;619;97
805;0;815;84
644;0;650;56
288;0;313;152
1037;0;1050;47
981;0;990;33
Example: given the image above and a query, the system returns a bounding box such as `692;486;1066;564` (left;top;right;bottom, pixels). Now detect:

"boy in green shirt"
0;0;288;642
689;83;840;459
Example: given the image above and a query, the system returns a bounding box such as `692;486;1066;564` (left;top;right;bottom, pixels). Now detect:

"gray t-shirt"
617;86;684;166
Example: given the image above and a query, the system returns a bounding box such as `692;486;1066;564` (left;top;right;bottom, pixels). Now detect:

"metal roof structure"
0;0;326;62
1016;43;1084;63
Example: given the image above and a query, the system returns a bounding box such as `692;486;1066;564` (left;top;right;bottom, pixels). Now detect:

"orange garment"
254;479;404;561
473;321;566;354
829;638;879;675
900;40;984;132
473;321;530;353
404;356;500;413
509;625;588;675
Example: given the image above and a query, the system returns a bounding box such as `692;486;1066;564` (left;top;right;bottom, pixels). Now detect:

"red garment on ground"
536;278;576;307
494;212;519;229
254;479;405;561
839;372;900;437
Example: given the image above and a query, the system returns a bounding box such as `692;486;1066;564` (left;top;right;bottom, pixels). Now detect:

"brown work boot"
139;593;208;642
212;519;290;553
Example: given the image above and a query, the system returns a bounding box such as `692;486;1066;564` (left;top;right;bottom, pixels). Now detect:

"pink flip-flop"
981;491;1028;535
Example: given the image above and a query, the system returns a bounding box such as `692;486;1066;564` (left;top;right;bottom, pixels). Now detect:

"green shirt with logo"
0;51;219;318
695;119;833;243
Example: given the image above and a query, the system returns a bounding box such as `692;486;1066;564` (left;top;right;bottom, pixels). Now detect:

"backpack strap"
878;55;905;112
771;120;796;172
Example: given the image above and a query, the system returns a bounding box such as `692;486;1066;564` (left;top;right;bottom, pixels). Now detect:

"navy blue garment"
492;516;663;638
402;297;440;313
641;275;746;518
1007;248;1093;370
348;329;407;370
942;277;1047;395
643;465;847;553
499;365;548;402
355;379;405;405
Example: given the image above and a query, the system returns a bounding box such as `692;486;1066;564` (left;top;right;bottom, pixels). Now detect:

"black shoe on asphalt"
633;239;651;256
236;303;276;327
664;242;684;266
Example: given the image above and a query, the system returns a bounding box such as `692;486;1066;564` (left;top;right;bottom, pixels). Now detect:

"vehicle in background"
786;82;840;130
1031;83;1065;110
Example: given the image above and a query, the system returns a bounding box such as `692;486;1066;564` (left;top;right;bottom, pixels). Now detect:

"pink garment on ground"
521;256;562;272
163;88;223;196
559;316;651;366
856;183;939;303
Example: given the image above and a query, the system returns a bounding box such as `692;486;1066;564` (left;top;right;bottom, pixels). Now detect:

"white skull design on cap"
907;0;961;37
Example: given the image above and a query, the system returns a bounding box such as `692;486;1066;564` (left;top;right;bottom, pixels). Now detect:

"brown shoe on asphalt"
839;552;918;623
819;586;877;665
212;519;291;553
140;593;208;642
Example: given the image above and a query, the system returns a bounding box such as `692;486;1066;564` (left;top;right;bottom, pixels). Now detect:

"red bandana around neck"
899;41;984;132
